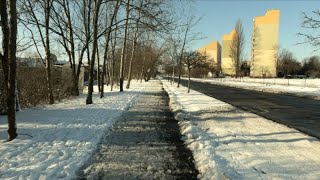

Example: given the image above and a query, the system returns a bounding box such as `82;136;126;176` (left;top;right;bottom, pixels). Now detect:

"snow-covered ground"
193;77;320;100
162;80;320;179
220;77;320;88
0;82;146;179
2;77;320;179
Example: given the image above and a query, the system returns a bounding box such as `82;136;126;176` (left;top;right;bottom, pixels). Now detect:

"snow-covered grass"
0;81;146;179
162;80;320;179
193;77;320;100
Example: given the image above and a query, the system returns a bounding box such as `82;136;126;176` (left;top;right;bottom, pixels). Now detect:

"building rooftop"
198;40;220;51
223;30;236;41
254;9;280;24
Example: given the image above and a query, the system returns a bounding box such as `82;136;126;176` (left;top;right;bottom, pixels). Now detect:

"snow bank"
162;80;320;179
221;77;320;88
0;81;146;179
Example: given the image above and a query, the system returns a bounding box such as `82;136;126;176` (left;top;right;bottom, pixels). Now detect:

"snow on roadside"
0;81;146;179
162;80;320;180
192;78;320;100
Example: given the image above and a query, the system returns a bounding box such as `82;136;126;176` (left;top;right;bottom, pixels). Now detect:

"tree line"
1;0;198;141
1;1;319;141
277;49;320;78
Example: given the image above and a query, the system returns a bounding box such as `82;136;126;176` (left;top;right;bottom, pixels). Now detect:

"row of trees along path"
2;0;195;141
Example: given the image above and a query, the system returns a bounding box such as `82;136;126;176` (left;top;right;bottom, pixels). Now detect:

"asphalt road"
177;78;320;139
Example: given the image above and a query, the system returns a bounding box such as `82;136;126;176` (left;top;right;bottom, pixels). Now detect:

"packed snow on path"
162;80;320;180
191;77;320;100
81;80;198;179
0;81;146;179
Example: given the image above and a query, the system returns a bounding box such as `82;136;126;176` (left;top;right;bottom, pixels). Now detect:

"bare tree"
44;0;54;104
109;15;119;92
119;0;130;92
101;0;120;97
176;15;202;88
19;0;55;104
301;55;320;77
126;0;143;89
96;45;101;92
50;0;81;96
272;44;279;76
86;0;102;104
230;19;245;78
298;10;320;50
1;0;18;141
166;36;179;84
182;51;207;93
1;0;9;85
277;49;301;76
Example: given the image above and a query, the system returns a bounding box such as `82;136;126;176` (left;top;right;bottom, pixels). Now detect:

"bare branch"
298;9;320;50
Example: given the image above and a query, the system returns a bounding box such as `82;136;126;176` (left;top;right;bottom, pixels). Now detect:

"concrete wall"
222;30;236;76
251;10;280;77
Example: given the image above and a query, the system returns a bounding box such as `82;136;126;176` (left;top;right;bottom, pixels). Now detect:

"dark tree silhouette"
1;0;18;141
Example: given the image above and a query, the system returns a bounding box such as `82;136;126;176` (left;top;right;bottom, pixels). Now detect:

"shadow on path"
78;81;198;179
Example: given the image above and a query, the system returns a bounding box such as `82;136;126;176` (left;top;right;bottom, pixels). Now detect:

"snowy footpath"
0;82;146;179
79;80;198;179
162;80;320;179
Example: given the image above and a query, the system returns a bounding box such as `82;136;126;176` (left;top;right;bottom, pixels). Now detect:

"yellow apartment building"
251;9;280;77
198;41;221;75
222;30;236;76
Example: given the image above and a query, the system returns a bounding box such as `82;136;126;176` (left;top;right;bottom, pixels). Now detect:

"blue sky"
191;0;320;61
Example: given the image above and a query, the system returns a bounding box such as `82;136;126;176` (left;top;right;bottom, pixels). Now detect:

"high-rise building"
251;9;280;77
198;41;221;75
222;30;236;76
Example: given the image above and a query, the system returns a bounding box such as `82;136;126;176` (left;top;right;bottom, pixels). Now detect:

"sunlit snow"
0;82;145;179
162;79;320;179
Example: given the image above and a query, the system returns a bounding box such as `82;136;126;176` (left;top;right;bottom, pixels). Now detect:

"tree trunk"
0;0;9;86
119;0;130;92
106;56;111;86
45;51;54;104
7;0;18;141
97;45;101;92
126;0;142;89
101;0;120;97
45;0;54;104
177;29;187;88
63;0;78;96
110;28;117;91
110;43;115;92
86;0;101;104
68;10;78;96
139;46;146;83
177;58;182;87
101;49;107;97
236;47;240;78
72;71;79;95
126;32;136;89
172;66;175;84
140;64;144;83
188;67;190;93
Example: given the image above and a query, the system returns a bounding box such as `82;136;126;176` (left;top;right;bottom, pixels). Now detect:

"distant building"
198;40;221;76
222;30;236;76
251;9;280;78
